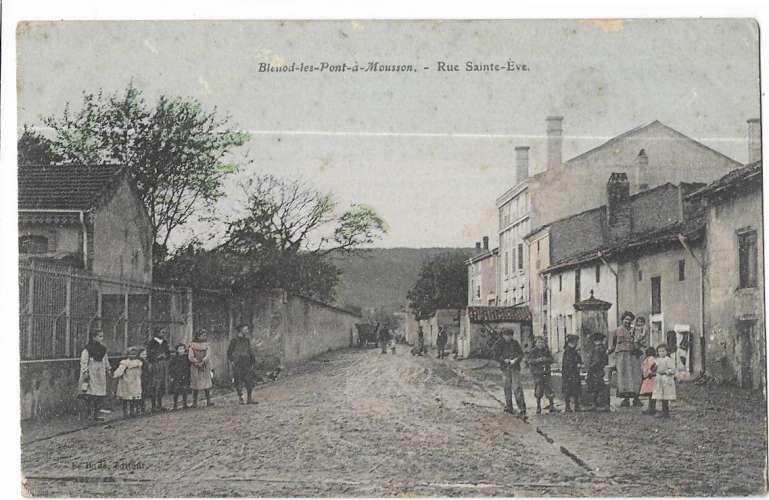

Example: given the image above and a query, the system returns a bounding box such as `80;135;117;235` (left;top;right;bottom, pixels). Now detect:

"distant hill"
328;247;474;312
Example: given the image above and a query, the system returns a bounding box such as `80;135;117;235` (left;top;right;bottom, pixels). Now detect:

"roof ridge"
564;120;741;166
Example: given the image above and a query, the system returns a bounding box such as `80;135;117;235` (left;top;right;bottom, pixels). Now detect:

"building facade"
467;244;499;307
534;175;707;368
691;161;765;390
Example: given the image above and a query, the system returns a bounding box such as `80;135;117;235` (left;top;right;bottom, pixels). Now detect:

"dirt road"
21;347;766;496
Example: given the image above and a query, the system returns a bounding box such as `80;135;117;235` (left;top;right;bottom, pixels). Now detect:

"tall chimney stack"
546;116;564;171
515;146;530;183
607;172;630;228
748;118;761;164
483;236;489;250
635;149;649;192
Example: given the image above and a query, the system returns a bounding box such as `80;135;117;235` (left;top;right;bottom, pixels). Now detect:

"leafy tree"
157;175;387;302
407;251;469;320
17;126;62;166
26;84;249;262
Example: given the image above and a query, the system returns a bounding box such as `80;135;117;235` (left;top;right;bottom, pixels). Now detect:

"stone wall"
20;288;361;420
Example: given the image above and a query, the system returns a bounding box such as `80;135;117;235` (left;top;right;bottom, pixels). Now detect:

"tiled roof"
18;164;125;210
543;217;706;274
467;306;531;323
687;161;762;200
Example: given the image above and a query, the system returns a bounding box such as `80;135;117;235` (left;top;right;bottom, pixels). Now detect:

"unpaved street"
21;348;766;497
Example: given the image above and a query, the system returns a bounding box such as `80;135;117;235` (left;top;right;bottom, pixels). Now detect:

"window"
596;263;601;283
504;252;509;276
574;268;581;302
559;274;563;292
19;235;48;254
476;285;481;298
511;248;516;272
651;276;662;315
738;231;758;289
517;243;524;270
678;259;686;282
638;269;643;281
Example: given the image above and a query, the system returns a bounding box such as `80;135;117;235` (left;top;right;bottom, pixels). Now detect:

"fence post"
27;261;35;357
147;289;153;334
124;285;129;351
186;288;194;343
65;268;72;357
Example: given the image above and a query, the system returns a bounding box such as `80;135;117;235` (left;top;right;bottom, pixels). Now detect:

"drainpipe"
19;208;88;268
678;234;706;376
598;251;619;327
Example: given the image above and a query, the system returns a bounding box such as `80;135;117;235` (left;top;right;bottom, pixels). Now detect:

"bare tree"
221;175;387;257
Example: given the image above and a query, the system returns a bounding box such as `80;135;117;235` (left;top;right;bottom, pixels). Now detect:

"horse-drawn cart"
355;323;380;348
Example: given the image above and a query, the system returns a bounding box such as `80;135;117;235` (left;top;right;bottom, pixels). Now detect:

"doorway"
738;321;755;389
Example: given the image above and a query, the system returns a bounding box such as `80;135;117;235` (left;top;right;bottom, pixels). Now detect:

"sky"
16;19;761;248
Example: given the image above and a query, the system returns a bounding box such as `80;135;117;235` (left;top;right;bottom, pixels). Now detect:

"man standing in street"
378;323;390;354
228;323;258;405
495;328;527;420
436;326;448;359
412;326;426;356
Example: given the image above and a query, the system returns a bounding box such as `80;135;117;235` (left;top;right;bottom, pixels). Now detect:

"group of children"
524;333;677;417
112;343;197;418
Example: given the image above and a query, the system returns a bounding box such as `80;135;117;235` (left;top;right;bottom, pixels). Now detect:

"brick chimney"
546;116;563;171
748;118;761;164
635;149;649;192
475;241;481;250
482;236;489;250
607;172;631;237
515;146;530;184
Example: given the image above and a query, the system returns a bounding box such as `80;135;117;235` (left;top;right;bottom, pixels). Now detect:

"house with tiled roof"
495;116;744;328
527;171;708;372
689;160;764;390
18;164;153;284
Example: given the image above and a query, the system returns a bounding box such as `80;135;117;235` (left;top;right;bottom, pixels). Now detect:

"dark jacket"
227;336;255;362
586;348;608;392
437;330;448;347
527;346;554;378
145;337;171;363
169;353;190;387
495;338;524;371
562;345;583;381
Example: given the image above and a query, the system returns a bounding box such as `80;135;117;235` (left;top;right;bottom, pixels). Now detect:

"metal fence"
19;261;193;361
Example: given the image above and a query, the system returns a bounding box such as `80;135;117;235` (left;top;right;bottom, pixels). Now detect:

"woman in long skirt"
608;311;643;408
188;329;214;407
78;330;111;421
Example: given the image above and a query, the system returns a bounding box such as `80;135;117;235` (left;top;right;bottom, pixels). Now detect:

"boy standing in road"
527;336;557;414
495;328;527;420
228;324;258;405
561;335;583;412
586;332;610;411
436;326;448;359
